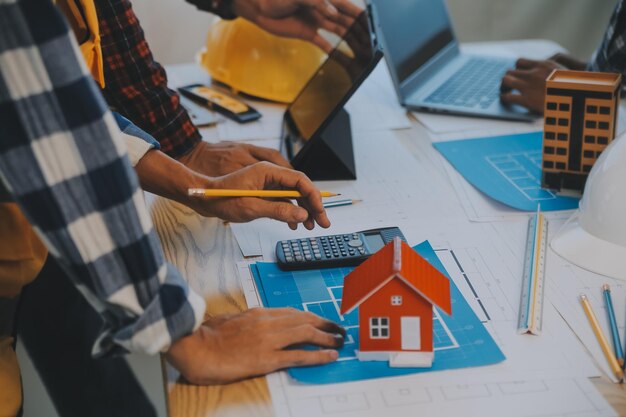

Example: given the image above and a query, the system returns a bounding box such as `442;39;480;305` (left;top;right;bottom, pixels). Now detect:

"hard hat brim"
551;210;626;281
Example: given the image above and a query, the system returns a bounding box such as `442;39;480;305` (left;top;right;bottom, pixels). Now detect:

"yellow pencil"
187;188;340;198
580;294;624;383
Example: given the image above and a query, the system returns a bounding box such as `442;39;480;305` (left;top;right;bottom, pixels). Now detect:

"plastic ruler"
517;207;547;335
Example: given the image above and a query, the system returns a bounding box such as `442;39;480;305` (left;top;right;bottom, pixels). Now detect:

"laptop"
368;0;536;121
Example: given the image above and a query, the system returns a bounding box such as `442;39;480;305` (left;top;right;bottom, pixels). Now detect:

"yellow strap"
0;204;48;298
0;337;21;417
55;0;105;88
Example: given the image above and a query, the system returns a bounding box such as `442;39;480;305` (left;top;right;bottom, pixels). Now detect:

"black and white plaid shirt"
0;0;205;357
589;0;626;86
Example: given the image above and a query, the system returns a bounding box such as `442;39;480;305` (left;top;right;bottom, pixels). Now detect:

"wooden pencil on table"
602;284;624;368
188;189;340;198
580;293;624;383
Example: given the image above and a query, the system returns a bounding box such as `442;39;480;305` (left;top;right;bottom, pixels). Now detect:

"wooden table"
149;118;626;417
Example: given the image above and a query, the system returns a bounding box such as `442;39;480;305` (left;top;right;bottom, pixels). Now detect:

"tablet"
282;9;383;176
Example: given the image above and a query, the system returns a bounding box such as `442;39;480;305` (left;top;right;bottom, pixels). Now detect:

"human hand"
165;308;345;385
548;53;588;71
187;161;331;229
500;58;565;114
179;141;292;177
231;0;363;52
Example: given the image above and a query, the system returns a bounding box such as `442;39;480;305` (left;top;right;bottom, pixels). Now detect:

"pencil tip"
602;284;610;291
352;199;363;204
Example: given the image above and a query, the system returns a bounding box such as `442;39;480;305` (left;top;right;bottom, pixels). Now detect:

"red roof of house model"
340;239;452;315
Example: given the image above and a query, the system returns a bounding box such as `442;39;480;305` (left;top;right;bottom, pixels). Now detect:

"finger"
247;145;293;168
309;9;347;37
274;349;339;369
253;199;310;223
297;0;340;19
331;0;363;18
262;165;329;227
500;74;526;92
276;324;344;349
504;69;531;80
515;57;541;69
500;92;527;107
298;196;331;229
268;310;347;337
312;33;334;54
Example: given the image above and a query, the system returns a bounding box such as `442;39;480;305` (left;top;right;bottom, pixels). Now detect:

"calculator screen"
363;233;385;253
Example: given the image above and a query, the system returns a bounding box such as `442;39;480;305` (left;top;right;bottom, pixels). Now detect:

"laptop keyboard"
424;57;511;109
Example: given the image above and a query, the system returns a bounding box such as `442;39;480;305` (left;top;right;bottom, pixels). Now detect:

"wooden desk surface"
151;122;626;417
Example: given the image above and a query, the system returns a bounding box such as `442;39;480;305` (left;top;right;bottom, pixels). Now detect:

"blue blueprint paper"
251;241;505;384
433;131;580;211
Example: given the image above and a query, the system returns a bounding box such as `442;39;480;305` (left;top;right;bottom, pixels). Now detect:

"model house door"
401;317;421;350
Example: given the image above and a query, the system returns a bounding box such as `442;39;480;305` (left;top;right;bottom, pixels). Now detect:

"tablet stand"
292;108;357;181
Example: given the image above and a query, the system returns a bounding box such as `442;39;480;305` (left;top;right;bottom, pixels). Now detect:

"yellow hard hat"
199;18;326;103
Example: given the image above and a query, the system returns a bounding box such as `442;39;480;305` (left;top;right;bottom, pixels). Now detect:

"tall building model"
542;70;621;192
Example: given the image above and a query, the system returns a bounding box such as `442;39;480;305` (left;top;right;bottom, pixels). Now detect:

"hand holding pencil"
184;161;331;230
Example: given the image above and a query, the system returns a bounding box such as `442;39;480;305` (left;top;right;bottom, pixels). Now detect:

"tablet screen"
285;11;378;155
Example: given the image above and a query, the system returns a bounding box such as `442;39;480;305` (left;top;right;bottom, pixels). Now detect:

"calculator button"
358;248;365;254
295;255;304;262
285;256;294;262
352;233;358;239
343;236;350;241
314;254;321;260
304;254;312;261
348;239;363;248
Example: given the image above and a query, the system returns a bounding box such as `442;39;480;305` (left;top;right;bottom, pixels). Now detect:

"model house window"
370;317;389;338
391;295;403;306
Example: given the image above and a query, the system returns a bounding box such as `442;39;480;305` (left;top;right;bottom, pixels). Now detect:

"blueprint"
433;131;580;212
238;222;611;417
251;241;504;384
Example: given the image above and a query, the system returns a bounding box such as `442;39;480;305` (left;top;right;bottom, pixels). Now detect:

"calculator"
276;227;407;271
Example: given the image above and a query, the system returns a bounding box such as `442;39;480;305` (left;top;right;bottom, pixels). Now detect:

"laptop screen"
372;0;454;83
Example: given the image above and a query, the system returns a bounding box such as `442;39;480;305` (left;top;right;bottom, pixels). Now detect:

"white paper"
231;130;466;258
216;100;286;141
491;218;626;384
415;112;542;136
345;62;412;132
237;218;613;417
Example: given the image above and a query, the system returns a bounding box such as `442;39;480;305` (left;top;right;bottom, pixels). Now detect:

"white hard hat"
551;133;626;280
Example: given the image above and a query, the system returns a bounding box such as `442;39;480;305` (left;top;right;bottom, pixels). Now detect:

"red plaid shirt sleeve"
96;0;202;158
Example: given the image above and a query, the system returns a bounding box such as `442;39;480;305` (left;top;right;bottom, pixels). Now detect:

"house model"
340;237;451;368
542;69;621;193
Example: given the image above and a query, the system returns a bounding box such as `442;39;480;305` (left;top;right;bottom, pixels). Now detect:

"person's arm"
113;112;160;166
96;0;293;176
187;0;363;52
588;1;626;88
0;0;205;357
